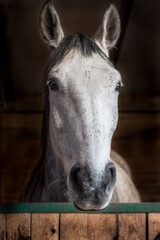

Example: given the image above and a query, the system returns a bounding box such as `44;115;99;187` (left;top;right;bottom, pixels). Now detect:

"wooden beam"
6;213;30;240
87;214;116;240
0;214;5;240
60;213;87;240
118;213;146;240
1;203;160;213
31;213;59;240
148;213;160;240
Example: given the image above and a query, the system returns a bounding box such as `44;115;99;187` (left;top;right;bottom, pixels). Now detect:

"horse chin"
69;185;114;211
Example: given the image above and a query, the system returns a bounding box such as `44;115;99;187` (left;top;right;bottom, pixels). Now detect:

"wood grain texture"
31;213;59;240
148;213;160;240
6;213;30;240
87;214;116;240
0;214;5;240
60;213;87;240
118;213;146;240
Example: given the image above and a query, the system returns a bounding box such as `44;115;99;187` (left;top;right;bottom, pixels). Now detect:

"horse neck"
43;135;69;202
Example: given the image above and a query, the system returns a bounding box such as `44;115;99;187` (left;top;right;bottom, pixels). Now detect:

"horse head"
40;0;122;210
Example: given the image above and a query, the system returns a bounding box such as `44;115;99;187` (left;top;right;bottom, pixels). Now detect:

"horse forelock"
43;33;113;83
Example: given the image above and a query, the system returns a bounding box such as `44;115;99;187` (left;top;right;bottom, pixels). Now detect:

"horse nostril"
104;162;116;191
69;164;84;193
109;162;116;180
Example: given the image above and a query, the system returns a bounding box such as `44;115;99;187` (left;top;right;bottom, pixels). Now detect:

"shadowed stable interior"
0;0;160;203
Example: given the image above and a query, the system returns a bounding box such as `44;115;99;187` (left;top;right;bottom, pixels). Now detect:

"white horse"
21;0;140;210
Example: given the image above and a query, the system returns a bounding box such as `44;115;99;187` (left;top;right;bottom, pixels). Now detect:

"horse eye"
48;78;59;91
115;81;122;91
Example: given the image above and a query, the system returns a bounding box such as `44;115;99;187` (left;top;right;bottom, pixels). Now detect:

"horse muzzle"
68;161;116;210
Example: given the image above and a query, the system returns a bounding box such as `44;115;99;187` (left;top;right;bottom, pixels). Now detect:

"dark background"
0;0;160;202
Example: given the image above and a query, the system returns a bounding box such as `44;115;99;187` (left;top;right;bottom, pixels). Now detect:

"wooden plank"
87;214;116;240
6;213;30;240
0;214;5;240
115;112;160;139
0;113;42;128
32;213;59;240
1;203;160;214
148;213;160;240
60;213;87;240
118;95;160;112
118;213;146;240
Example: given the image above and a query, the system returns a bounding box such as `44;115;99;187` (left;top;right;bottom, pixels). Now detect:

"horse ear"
39;0;64;49
95;2;120;50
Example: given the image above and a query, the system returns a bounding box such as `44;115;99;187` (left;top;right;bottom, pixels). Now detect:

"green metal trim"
0;203;160;213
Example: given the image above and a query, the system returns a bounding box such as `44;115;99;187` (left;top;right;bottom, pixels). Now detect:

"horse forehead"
61;65;110;79
52;50;112;75
52;56;114;84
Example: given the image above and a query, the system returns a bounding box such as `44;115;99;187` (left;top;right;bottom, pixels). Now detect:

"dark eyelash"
115;81;123;91
48;78;59;91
